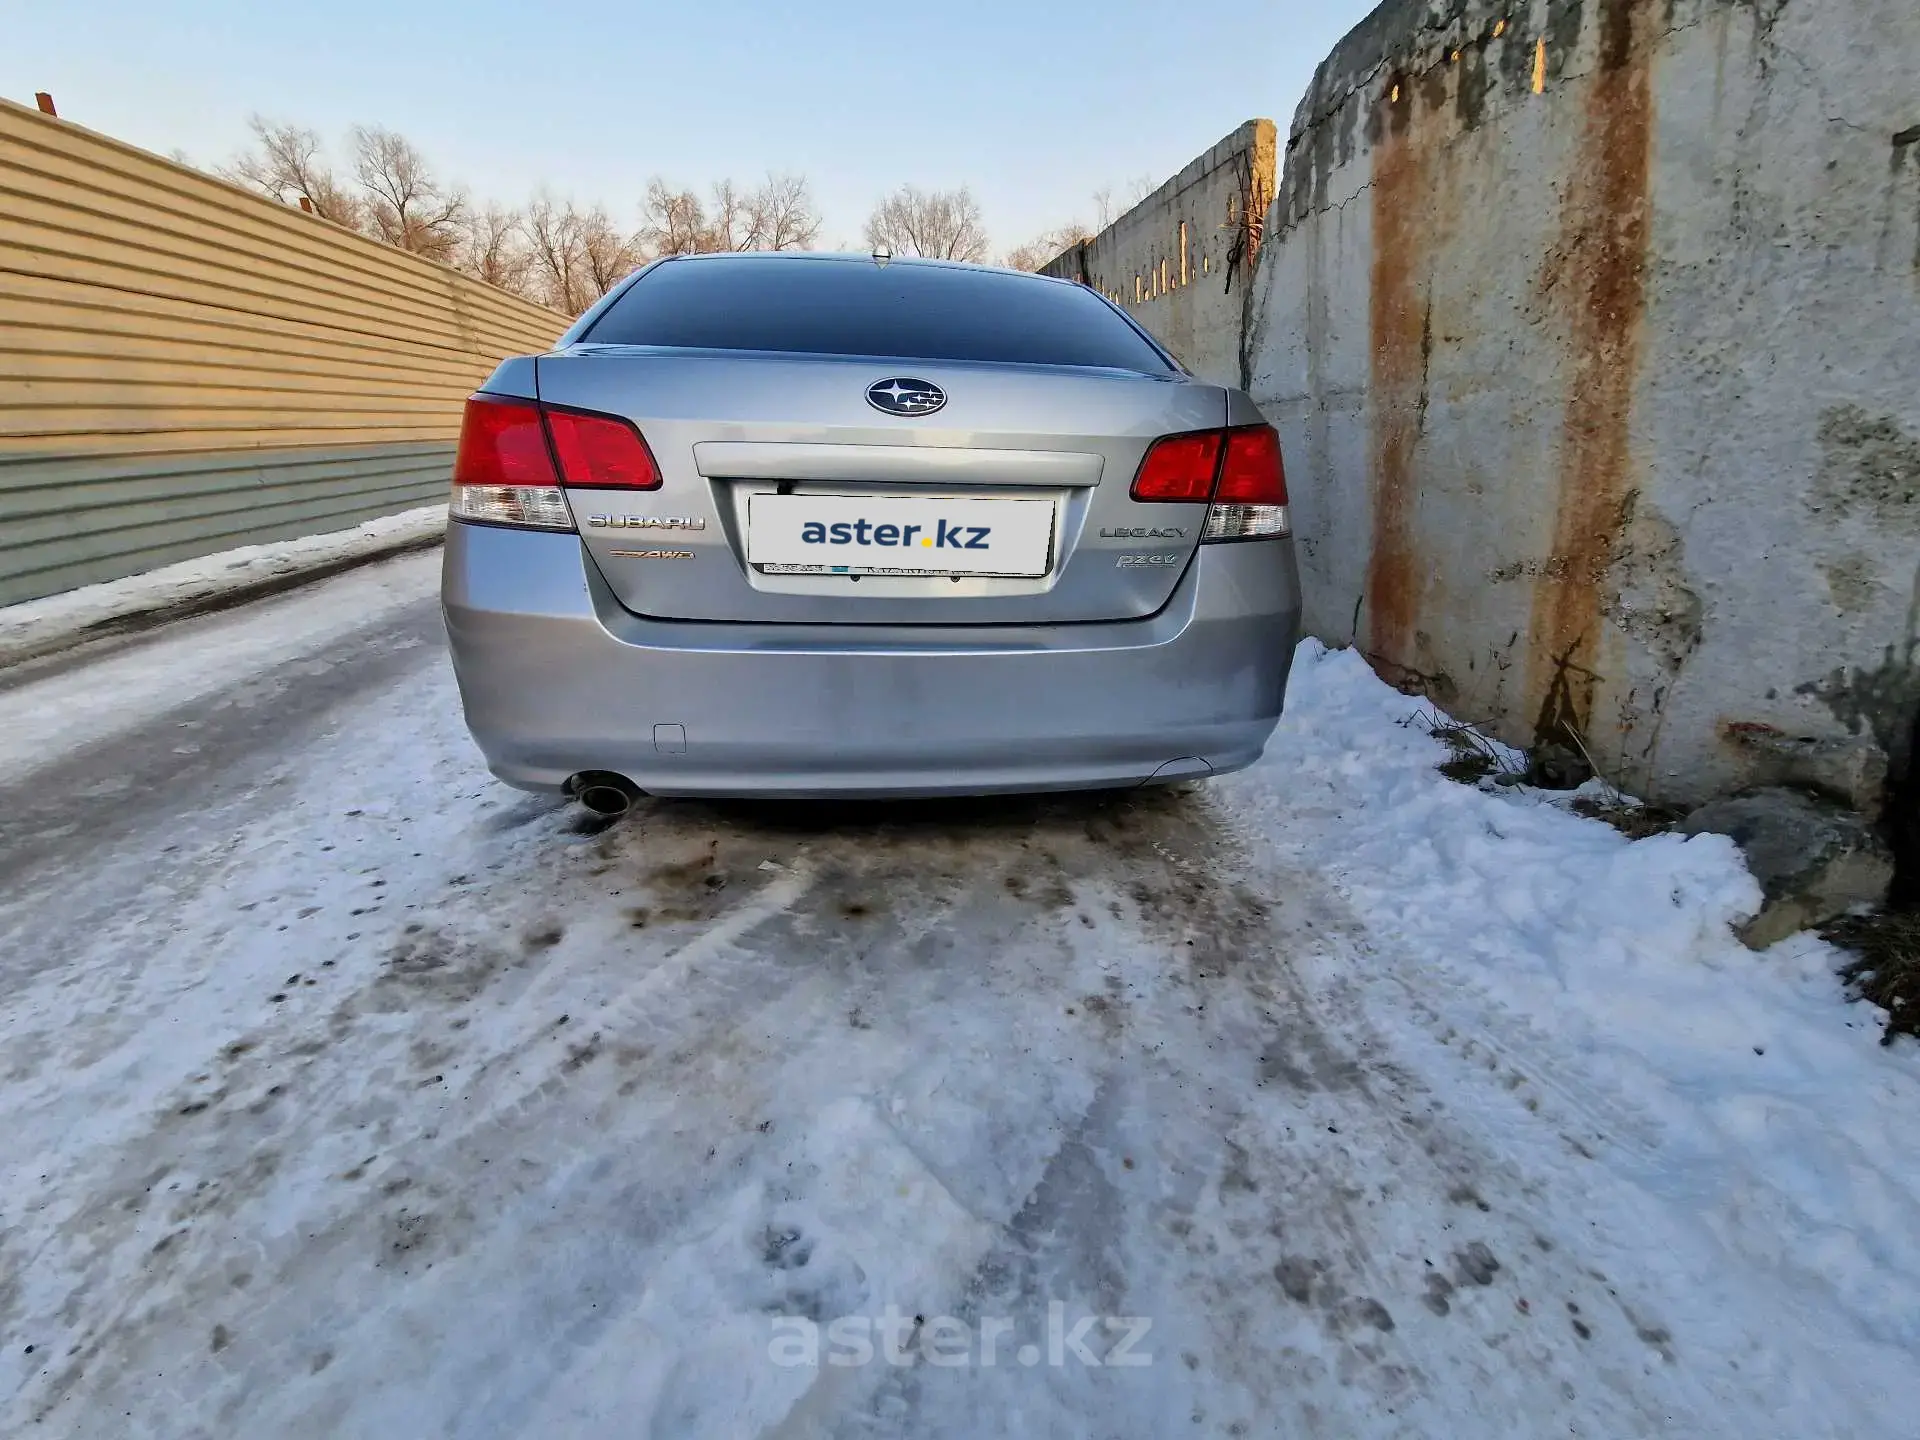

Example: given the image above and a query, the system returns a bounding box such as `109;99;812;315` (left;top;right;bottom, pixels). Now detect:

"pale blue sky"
5;0;1374;252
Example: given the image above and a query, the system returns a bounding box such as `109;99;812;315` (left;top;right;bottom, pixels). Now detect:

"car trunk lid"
537;347;1224;625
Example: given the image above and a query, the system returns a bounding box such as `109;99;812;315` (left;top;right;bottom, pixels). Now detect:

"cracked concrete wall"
1250;0;1920;809
1042;121;1276;386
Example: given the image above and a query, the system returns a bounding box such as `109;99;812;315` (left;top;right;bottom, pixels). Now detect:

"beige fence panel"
0;96;570;606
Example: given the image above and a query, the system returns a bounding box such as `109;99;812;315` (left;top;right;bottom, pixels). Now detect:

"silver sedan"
442;252;1301;812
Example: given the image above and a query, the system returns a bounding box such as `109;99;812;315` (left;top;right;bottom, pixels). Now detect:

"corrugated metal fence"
0;96;567;606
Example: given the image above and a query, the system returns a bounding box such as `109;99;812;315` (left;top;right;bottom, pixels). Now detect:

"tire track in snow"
9;589;1905;1436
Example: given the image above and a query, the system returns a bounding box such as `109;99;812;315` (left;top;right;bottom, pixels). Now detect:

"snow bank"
1223;642;1920;1354
0;504;446;669
0;549;442;783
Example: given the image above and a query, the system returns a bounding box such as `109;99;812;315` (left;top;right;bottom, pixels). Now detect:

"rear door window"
581;256;1174;373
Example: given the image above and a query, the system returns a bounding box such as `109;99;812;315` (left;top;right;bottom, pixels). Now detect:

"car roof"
655;251;1075;285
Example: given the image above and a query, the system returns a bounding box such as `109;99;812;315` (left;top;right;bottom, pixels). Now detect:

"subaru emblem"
865;377;946;417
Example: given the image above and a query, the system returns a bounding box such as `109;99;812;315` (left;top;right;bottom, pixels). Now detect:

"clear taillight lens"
1202;503;1290;541
450;484;575;529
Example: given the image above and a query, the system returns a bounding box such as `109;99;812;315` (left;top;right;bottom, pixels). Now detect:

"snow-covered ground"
1;554;1915;1438
0;503;444;670
0;552;441;782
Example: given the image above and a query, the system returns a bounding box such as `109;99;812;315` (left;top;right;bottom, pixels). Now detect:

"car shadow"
641;783;1202;842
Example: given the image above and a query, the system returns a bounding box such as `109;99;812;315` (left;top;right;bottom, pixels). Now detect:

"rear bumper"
441;521;1302;798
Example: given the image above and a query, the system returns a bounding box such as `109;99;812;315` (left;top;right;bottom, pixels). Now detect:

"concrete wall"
1249;0;1920;809
1043;120;1277;386
0;97;567;607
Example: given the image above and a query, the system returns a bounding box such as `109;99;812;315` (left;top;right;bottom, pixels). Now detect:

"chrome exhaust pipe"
569;772;640;817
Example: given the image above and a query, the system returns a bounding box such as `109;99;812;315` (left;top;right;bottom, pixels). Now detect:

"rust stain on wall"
1364;78;1433;667
1527;0;1657;746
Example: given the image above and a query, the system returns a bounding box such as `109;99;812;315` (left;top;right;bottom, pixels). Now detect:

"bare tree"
863;185;989;263
523;196;638;314
1091;174;1156;233
350;126;467;260
222;116;364;228
1001;239;1049;273
458;203;533;294
648;173;823;254
224;112;816;305
640;179;712;256
525;196;590;313
578;205;644;294
1003;222;1091;273
743;173;821;251
1092;186;1117;231
707;178;750;251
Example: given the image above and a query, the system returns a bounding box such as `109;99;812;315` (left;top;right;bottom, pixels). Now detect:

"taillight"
543;406;662;490
1216;425;1286;505
453;395;558;487
1131;431;1224;502
1206;424;1289;541
448;394;663;531
450;395;574;530
1131;422;1290;543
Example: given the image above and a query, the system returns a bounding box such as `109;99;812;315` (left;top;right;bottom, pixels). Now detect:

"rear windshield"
580;256;1174;373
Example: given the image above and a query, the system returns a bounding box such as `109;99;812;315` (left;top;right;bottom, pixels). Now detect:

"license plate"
746;494;1055;578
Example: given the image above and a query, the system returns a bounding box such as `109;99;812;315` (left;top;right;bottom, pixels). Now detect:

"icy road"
4;549;1919;1439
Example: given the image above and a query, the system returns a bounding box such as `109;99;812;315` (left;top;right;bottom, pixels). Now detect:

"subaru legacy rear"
441;252;1302;811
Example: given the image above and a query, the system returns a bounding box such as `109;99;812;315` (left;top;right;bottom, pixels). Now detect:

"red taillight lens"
452;395;559;487
1216;424;1287;505
1131;431;1225;502
543;406;662;490
1131;422;1291;541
